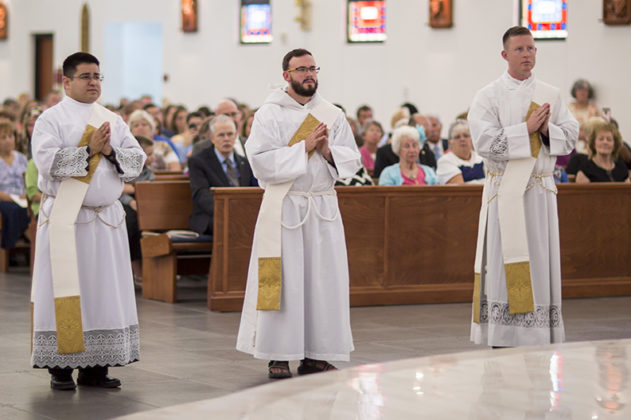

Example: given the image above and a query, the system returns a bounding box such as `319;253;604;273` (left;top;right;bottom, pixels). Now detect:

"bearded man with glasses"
30;52;145;390
237;48;361;379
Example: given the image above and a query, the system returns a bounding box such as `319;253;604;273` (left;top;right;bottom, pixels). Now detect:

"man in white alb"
236;48;361;378
468;27;578;348
31;52;145;390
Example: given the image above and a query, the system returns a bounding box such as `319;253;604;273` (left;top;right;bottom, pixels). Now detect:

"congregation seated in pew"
128;109;181;172
0;120;30;259
119;135;156;281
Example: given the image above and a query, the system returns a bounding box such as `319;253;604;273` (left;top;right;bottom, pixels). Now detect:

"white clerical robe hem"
32;325;140;368
246;349;352;362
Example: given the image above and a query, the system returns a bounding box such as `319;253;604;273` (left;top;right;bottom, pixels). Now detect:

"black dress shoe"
49;367;76;391
77;366;121;388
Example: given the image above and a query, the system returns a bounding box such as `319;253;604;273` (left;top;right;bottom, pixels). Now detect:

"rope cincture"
38;194;125;229
282;190;338;229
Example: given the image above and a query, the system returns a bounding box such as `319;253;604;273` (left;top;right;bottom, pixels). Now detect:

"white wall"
1;0;630;137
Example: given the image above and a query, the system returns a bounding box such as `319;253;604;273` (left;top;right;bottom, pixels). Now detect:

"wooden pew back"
208;184;631;311
135;180;193;231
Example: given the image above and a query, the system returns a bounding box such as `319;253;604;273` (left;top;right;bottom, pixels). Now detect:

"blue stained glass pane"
528;4;532;10
561;22;566;29
551;23;556;30
562;2;567;10
537;23;542;30
528;23;532;29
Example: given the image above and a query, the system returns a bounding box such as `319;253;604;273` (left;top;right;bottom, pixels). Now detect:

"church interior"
1;0;630;418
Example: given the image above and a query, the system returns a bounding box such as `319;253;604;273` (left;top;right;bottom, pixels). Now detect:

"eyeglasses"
287;66;320;74
189;124;199;130
70;73;104;82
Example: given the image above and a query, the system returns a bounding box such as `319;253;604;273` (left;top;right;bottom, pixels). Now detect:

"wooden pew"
136;180;212;303
208;184;631;311
154;173;189;181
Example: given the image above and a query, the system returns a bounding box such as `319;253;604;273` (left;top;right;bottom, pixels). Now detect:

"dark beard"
290;78;318;97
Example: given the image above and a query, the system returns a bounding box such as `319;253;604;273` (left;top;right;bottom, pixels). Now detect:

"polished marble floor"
1;267;630;419
119;339;631;419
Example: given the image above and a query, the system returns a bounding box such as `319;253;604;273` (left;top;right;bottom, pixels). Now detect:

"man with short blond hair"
468;26;577;348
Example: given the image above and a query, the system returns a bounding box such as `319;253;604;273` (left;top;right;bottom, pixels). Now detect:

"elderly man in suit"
188;115;257;236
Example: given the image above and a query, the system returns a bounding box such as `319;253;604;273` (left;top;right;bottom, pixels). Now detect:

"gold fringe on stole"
257;257;282;310
54;296;85;354
256;113;322;311
504;261;535;314
288;114;321;159
526;102;542;158
472;273;481;323
74;125;101;184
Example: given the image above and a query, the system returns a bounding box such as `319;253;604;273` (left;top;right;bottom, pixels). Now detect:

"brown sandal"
268;361;292;379
297;358;337;375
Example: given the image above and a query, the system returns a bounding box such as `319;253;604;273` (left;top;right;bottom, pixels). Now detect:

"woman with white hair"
378;125;437;185
128;109;181;171
436;120;485;185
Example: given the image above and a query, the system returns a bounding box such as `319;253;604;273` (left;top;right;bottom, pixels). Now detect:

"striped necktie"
225;158;239;186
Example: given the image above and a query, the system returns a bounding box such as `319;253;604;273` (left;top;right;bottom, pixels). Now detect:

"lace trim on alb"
478;300;562;328
489;129;508;157
50;146;89;179
113;147;145;182
31;325;140;369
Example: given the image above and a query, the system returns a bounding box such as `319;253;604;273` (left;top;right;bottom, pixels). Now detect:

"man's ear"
501;50;507;61
282;71;290;83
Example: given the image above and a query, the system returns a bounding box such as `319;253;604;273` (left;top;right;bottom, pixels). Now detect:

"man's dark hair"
63;52;99;78
143;103;158;111
356;105;372;119
401;102;419;116
2;98;17;107
197;106;213;117
282;48;312;71
502;26;532;48
186;111;203;124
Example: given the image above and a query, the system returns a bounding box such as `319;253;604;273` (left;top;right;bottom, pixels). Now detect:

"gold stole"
52;128;102;353
504;101;540;315
256;113;322;310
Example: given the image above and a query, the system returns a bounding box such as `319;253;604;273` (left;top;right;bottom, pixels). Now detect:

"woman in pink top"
358;121;383;176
